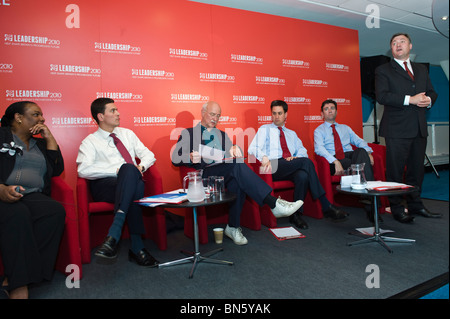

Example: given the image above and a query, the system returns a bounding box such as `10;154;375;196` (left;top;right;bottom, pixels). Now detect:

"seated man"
314;99;376;221
76;98;159;267
248;100;348;229
314;99;374;179
171;101;303;245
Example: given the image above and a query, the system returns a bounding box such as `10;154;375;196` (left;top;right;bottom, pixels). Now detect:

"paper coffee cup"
213;227;224;244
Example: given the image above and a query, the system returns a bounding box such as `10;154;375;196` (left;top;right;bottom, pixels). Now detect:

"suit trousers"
0;192;65;291
204;162;272;227
385;136;427;212
271;157;326;211
89;163;146;235
329;148;374;181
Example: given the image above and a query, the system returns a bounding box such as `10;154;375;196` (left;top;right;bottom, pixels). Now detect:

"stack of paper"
137;189;188;207
269;226;305;241
365;181;413;191
355;227;394;236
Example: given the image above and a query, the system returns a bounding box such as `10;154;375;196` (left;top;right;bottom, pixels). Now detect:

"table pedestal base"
158;207;233;278
159;248;233;278
347;196;415;253
347;232;415;253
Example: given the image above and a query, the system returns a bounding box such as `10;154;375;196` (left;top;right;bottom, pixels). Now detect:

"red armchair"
0;176;82;279
248;156;323;228
77;165;167;264
315;143;388;212
178;165;261;244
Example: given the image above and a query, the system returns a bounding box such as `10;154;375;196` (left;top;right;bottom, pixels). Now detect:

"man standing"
77;98;159;266
248;100;348;229
375;33;441;223
171;101;303;245
314;99;374;180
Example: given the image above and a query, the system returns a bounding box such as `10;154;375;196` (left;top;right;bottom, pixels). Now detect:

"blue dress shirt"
314;122;372;164
248;123;308;161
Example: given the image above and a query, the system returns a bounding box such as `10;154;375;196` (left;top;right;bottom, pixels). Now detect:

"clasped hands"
410;92;431;108
333;153;374;176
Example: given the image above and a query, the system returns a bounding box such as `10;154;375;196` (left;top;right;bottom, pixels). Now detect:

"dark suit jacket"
0;127;64;196
171;123;233;170
375;60;437;138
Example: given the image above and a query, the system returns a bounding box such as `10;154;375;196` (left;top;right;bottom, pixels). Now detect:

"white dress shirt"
77;126;156;180
394;58;414;106
248;123;308;161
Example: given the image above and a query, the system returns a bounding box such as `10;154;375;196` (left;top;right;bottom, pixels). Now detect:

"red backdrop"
0;0;362;197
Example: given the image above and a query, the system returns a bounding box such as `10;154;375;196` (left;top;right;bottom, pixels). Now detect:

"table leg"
158;206;233;278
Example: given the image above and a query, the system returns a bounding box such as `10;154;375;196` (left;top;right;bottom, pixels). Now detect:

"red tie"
331;124;345;160
278;127;291;158
110;133;133;164
403;61;414;81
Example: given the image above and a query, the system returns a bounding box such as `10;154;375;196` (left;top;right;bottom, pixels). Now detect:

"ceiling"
191;0;449;67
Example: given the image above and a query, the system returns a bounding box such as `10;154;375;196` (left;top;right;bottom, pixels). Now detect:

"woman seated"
0;101;66;299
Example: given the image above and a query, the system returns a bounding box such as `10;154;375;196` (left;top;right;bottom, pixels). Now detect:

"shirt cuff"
404;95;410;105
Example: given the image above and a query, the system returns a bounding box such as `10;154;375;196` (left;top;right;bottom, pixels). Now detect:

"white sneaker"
271;197;303;218
224;225;248;245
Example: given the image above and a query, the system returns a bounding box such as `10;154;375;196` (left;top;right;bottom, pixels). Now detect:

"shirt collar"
325;121;339;128
271;123;286;130
394;57;411;69
97;127;116;139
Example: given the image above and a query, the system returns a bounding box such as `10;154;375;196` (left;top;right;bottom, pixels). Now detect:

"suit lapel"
410;62;422;79
390;60;414;82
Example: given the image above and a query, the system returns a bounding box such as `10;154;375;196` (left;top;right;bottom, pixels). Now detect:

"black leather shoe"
393;211;415;223
95;236;118;259
324;205;349;222
411;208;442;218
128;248;159;267
289;212;309;229
391;206;414;223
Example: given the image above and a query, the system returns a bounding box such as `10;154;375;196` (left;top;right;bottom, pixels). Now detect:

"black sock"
319;195;331;212
263;194;277;209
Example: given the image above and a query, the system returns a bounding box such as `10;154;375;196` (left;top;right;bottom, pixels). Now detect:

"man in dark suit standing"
375;33;442;223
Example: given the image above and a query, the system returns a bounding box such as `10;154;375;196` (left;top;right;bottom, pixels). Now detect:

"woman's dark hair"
91;97;114;124
1;101;36;127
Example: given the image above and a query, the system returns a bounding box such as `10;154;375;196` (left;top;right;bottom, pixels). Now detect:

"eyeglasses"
208;112;221;118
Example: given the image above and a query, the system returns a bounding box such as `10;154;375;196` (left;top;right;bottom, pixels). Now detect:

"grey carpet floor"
27;199;448;300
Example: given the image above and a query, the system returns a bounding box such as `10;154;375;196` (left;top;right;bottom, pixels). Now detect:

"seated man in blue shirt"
314;99;374;180
248;100;348;229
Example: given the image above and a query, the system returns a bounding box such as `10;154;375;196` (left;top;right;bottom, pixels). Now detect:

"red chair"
0;176;82;279
179;165;261;244
315;143;388;213
77;165;167;264
248;156;323;228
